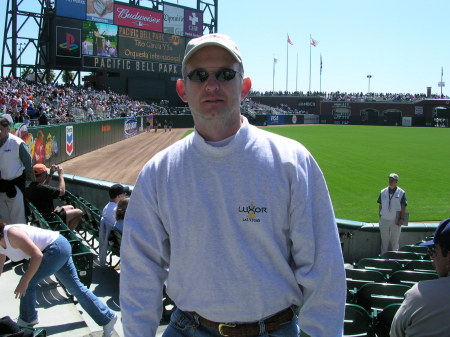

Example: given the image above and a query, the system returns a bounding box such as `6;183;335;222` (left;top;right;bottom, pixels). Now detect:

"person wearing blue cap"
390;218;450;337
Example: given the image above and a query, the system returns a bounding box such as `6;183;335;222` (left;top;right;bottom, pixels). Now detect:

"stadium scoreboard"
45;0;209;100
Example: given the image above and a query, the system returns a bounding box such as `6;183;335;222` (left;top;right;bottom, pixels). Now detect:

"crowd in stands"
250;90;449;102
1;76;448;126
0;77;175;125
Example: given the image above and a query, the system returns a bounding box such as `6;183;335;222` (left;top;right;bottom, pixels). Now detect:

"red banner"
114;3;163;32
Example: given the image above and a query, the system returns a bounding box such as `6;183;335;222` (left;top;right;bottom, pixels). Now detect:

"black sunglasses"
186;68;241;83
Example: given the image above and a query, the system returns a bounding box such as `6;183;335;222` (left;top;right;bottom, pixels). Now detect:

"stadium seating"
346;268;387;302
403;260;435;272
107;228;122;268
26;201;94;289
399;244;429;255
388;270;438;286
355;282;410;314
344;303;372;337
355;258;402;277
60;190;101;250
380;251;425;261
372;303;401;337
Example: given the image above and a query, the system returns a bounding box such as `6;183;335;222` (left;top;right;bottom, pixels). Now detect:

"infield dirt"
62;128;190;185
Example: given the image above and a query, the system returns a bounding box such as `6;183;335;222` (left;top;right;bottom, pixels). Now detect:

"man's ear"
176;79;188;103
241;77;252;100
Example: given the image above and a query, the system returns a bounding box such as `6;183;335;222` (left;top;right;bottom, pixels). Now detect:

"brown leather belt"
195;307;294;337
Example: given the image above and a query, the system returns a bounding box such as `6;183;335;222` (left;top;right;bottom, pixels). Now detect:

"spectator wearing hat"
102;184;130;228
99;184;129;265
26;164;82;231
0;116;34;225
377;173;407;254
120;33;345;337
390;218;450;337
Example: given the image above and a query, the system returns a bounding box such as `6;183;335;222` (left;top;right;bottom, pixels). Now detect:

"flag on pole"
310;37;318;47
320;54;323;74
287;35;294;45
274;57;278;64
442;66;444;77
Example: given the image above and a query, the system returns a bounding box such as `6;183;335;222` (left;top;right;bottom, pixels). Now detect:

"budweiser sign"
114;4;163;31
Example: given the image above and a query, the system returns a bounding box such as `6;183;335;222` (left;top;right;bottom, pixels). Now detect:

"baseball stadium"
0;0;449;336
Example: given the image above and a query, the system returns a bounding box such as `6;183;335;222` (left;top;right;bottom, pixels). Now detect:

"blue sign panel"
56;0;86;20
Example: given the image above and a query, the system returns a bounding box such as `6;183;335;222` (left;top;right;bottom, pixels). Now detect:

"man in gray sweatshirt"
120;33;346;337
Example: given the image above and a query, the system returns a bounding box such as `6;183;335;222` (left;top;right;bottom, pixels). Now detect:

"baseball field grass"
265;125;450;222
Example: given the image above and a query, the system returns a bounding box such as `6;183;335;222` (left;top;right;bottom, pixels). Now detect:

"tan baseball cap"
389;173;399;181
182;33;243;75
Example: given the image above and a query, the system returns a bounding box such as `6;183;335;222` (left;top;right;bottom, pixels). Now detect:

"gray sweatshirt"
120;117;346;337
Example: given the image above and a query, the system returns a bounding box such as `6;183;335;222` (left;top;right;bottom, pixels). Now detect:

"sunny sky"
1;0;449;96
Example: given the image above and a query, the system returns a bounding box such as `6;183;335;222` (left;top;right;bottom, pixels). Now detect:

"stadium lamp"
367;74;372;93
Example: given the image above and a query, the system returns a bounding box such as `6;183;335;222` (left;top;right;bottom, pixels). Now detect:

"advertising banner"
164;4;184;36
124;117;138;138
266;115;285;125
118;27;184;63
66;125;74;156
114;3;163;32
83;56;180;75
86;0;114;24
55;18;82;67
82;21;118;57
56;0;86;20
56;26;82;58
184;8;203;37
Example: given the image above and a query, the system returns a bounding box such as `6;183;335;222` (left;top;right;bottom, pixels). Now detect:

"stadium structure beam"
1;0;50;80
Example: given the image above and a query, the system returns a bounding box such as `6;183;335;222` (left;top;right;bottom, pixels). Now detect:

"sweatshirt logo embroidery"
239;201;267;222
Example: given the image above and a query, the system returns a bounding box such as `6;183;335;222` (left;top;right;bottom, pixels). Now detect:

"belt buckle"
218;323;236;336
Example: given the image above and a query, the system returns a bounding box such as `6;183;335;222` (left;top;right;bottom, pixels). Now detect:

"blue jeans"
163;308;299;337
19;235;114;326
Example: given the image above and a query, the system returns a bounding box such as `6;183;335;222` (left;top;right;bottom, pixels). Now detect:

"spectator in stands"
26;164;82;231
0;220;117;335
377;173;407;254
87;106;94;121
102;184;130;228
99;184;129;265
114;197;129;233
38;111;48;125
26;103;37;119
0;116;34;225
390;218;450;337
120;33;346;337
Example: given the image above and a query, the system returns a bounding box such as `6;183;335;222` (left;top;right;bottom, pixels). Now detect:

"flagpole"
273;57;275;92
286;34;289;92
296;53;298;92
309;34;312;93
320;54;322;93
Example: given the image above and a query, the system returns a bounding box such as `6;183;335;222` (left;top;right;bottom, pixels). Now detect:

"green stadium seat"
343;303;372;337
388;270;438;286
403;260;435;272
68;240;94;289
399;244;429;255
346;268;387;298
356;282;410;314
373;303;401;337
355;258;402;278
107;228;122;268
380;250;425;261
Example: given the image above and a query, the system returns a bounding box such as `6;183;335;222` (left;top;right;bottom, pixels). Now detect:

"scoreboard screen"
52;0;202;75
